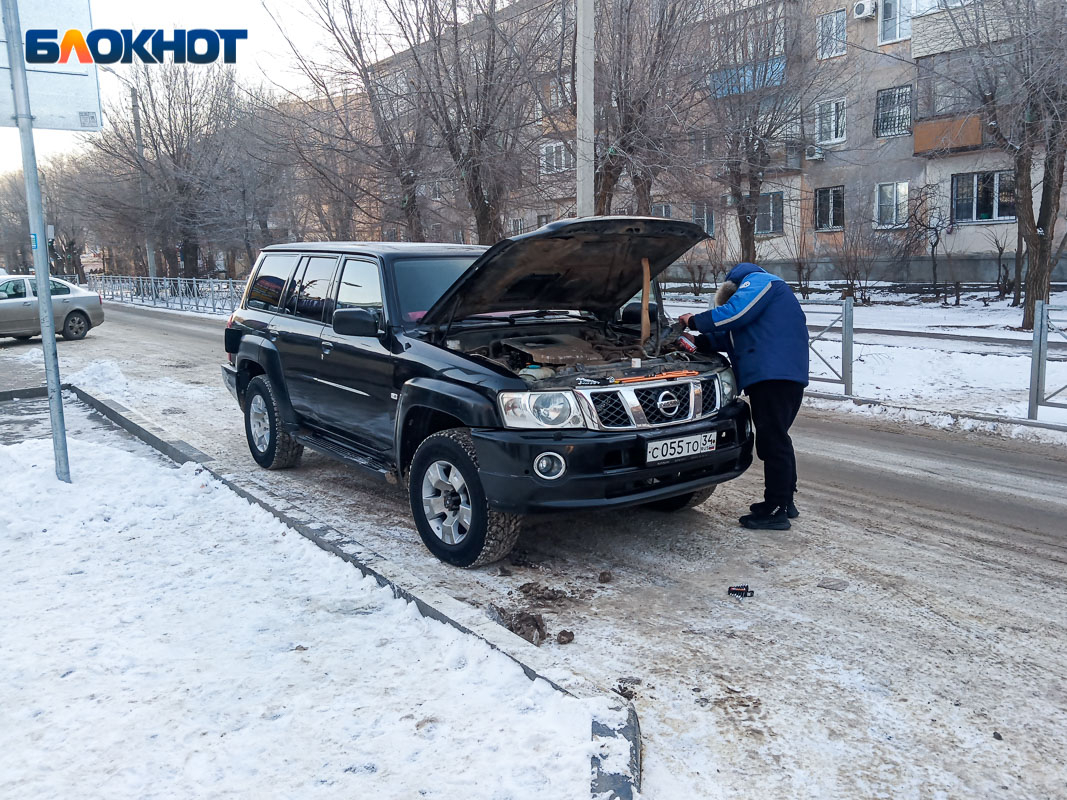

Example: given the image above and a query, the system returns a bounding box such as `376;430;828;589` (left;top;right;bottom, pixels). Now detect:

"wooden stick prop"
640;257;651;345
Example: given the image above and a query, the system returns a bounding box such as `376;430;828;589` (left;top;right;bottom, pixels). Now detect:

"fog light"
533;452;566;480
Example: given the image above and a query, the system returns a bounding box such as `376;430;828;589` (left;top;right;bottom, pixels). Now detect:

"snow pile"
64;360;217;410
0;437;595;799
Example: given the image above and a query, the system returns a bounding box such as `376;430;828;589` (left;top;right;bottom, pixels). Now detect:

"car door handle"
321;341;334;356
22;301;32;306
267;330;279;342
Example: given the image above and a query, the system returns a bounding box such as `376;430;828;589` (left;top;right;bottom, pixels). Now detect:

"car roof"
261;242;488;258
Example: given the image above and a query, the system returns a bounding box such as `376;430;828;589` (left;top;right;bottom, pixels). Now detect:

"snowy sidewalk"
0;425;600;799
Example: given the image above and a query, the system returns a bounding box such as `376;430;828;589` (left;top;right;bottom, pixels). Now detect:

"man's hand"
677;313;694;330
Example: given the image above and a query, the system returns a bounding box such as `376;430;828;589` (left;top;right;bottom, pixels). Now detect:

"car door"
0;278;38;335
269;254;339;424
28;278;74;329
316;256;397;457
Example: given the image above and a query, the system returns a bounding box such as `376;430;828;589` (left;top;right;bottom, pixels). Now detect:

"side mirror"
332;307;381;337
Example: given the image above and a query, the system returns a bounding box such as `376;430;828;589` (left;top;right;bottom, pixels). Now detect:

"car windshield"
393;257;478;324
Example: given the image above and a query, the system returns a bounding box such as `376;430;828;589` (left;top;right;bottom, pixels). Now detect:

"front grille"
634;385;692;425
591;391;631;428
700;377;718;414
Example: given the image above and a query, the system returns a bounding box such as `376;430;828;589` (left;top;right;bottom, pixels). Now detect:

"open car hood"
420;216;710;326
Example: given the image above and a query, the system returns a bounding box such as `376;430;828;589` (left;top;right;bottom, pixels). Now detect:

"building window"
816;10;847;59
692;203;714;235
651;203;672;218
549;75;572;108
431;182;443;200
875;86;912;137
755;192;784;235
876;182;909;227
540;141;574;175
879;0;912;43
430;223;443;240
951;171;1016;223
814;186;844;230
817;99;846;143
536;214;551;227
689;130;714;162
452;229;465;244
509;218;526;236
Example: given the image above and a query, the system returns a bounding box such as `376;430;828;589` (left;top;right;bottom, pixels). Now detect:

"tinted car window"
246;253;300;311
335;259;383;311
50;280;71;296
293;256;338;321
392;257;476;323
0;279;26;299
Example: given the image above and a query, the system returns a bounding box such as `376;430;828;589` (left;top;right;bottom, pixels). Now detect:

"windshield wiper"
456;310;589;324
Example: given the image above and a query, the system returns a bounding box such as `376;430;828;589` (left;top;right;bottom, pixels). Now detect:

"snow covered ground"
0;429;599;799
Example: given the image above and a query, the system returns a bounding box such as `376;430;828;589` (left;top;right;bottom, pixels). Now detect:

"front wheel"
243;375;303;469
643;485;717;512
408;428;521;567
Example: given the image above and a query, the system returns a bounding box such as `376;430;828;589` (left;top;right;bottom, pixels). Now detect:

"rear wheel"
61;311;90;340
408;428;521;567
643;485;717;512
243;375;303;469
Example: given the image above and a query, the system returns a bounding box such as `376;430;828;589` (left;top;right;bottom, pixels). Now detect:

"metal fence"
89;274;244;315
804;298;854;397
1028;301;1067;419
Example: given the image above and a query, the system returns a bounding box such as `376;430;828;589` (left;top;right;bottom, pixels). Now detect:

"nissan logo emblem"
656;390;680;416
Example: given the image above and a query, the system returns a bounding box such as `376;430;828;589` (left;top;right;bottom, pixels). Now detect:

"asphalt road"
4;303;1066;798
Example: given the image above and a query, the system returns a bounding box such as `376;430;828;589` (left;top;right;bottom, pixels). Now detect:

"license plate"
646;432;717;464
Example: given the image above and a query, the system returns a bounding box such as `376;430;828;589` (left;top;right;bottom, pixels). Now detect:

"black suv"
223;217;753;567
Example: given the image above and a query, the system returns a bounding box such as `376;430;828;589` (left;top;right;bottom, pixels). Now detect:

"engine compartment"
444;321;727;388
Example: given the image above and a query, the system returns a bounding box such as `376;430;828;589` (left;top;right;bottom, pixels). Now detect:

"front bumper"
472;400;753;514
221;363;239;401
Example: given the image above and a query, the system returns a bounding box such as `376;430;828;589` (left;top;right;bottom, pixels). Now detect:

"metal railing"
1028;300;1067;419
804;298;854;397
89;274;244;315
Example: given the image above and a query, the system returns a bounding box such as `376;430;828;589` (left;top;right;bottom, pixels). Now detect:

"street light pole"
576;0;595;218
2;0;71;482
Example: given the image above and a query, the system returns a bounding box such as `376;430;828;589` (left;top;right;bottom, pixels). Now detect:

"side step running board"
296;431;396;483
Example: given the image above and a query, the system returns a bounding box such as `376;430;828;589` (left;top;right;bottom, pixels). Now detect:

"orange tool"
617;369;700;384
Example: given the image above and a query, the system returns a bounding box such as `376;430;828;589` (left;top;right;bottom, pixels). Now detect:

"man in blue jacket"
679;263;808;530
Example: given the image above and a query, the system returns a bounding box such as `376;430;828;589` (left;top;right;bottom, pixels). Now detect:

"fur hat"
715;280;738;308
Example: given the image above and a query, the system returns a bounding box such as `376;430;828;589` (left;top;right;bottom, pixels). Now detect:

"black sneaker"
749;500;800;519
739;506;791;530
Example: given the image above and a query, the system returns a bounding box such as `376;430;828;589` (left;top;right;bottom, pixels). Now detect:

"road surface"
3;303;1066;799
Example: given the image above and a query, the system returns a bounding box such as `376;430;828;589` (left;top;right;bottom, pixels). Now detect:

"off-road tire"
408;427;522;568
61;311;90;340
643;485;717;512
244;375;303;470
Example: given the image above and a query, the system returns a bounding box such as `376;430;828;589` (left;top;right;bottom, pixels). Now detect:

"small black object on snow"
728;584;754;598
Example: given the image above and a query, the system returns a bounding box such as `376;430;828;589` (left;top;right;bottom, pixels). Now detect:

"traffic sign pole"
2;0;72;482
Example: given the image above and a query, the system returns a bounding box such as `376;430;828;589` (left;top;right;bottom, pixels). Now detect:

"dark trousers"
746;380;805;506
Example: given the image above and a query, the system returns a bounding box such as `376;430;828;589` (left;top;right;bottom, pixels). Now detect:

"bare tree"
980;224;1012;299
0;171;30;273
821;193;909;304
704;0;846;263
781;193;816;299
905;184;953;300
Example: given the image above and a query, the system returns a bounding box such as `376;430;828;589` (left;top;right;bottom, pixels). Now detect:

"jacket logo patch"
740;281;752;288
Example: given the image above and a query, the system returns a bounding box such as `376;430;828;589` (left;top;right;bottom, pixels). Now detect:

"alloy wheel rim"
421;459;472;545
248;394;270;452
69;315;87;336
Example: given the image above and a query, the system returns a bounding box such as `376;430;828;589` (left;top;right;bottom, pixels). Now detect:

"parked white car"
0;275;104;340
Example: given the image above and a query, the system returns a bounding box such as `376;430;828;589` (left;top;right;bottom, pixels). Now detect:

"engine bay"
444;322;727;388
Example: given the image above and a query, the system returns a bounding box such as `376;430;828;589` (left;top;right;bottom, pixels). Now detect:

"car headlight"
499;391;587;429
718;369;738;404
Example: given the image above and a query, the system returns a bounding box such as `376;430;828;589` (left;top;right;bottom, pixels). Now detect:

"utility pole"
576;0;595;218
130;86;158;280
2;0;71;482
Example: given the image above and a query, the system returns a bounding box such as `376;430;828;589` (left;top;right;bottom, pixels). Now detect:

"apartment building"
372;0;1064;285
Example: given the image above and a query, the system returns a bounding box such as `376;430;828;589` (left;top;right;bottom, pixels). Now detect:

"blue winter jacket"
689;263;809;390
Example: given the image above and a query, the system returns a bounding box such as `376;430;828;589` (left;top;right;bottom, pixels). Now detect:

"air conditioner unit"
805;145;825;161
853;0;876;19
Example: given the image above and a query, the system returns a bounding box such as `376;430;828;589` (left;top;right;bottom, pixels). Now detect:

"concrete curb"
806;390;1067;435
7;385;642;799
